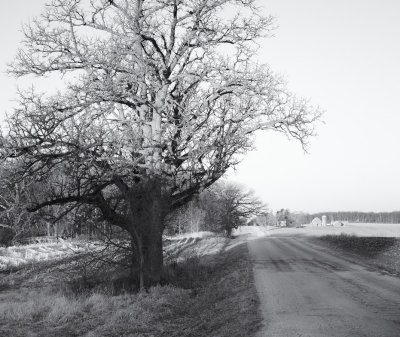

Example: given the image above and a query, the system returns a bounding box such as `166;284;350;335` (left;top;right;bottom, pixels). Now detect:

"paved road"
248;237;400;337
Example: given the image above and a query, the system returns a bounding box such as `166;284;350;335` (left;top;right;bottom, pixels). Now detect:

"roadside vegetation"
0;235;262;337
317;234;400;275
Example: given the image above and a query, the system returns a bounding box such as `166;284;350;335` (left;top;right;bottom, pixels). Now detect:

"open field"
235;223;400;238
0;234;262;337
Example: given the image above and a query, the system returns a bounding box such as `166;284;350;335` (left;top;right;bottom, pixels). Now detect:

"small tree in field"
1;0;320;287
201;182;267;236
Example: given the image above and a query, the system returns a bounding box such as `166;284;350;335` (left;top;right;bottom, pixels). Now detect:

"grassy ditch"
317;234;400;275
0;237;262;337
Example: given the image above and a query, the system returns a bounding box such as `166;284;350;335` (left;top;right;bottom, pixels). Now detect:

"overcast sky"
229;0;400;213
1;1;400;213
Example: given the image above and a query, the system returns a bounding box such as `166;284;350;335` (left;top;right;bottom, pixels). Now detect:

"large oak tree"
1;0;320;287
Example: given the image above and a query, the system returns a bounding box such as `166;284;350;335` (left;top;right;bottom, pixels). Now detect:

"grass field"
315;233;400;276
0;234;262;337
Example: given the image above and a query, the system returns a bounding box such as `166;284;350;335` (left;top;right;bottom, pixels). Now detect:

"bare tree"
202;182;267;236
165;200;205;234
1;0;321;287
276;209;300;227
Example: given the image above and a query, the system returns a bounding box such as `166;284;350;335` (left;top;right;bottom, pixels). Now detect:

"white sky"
1;1;400;213
229;0;400;213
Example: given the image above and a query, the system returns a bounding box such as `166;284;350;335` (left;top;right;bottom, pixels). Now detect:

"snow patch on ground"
165;228;272;261
0;241;94;270
233;226;272;238
164;234;228;262
1;228;265;271
164;231;215;240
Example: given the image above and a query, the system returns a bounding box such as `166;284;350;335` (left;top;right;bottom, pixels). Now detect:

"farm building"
311;217;322;226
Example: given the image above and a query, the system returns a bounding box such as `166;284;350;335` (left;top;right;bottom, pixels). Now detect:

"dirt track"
248;237;400;337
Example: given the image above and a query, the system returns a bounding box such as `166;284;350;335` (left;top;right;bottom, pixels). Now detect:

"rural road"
248;237;400;337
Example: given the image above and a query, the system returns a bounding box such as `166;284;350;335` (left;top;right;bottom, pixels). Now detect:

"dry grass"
0;237;261;337
317;234;400;275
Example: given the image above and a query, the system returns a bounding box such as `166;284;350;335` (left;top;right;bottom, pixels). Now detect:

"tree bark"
128;178;167;289
139;209;163;288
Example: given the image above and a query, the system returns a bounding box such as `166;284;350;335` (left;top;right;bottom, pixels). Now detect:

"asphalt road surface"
248;237;400;337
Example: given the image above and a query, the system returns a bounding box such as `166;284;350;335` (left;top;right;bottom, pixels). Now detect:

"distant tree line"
0;162;113;245
305;212;400;224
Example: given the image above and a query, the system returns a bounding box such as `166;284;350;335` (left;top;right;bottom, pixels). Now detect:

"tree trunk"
128;178;167;289
139;212;163;288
